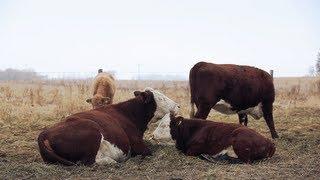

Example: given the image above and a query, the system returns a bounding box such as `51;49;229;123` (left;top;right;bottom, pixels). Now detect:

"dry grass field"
0;77;320;179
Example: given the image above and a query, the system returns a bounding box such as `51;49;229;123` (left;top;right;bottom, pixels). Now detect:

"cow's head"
86;94;111;109
152;113;183;144
247;103;263;120
151;113;174;145
133;88;180;123
144;87;180;123
169;115;184;141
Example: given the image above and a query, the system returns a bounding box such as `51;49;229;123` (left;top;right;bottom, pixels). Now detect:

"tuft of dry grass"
0;77;319;179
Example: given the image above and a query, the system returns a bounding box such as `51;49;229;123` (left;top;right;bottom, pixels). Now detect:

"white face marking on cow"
213;100;235;115
246;103;263;120
213;100;263;119
151;113;175;145
144;87;180;122
95;135;129;165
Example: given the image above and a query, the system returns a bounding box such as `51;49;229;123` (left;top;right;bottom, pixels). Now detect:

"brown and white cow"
167;115;275;163
38;89;179;166
189;61;278;138
86;69;116;108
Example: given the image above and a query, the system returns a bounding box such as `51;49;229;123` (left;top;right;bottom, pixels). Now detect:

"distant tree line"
316;51;320;76
309;50;320;76
0;68;46;81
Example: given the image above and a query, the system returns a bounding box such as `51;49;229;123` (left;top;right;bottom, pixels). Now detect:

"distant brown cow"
86;69;116;108
169;115;276;163
189;61;278;138
38;89;179;165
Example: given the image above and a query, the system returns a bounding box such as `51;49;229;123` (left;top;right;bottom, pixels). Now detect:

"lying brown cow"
86;69;116;108
169;115;275;163
38;89;179;165
189;61;278;138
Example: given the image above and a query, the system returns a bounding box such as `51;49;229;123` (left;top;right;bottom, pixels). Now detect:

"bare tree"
309;66;315;76
316;50;320;76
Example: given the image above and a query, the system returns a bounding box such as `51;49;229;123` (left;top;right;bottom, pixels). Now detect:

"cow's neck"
115;98;155;133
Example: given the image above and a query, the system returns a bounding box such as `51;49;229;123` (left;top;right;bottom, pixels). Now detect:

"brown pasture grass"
0;77;319;179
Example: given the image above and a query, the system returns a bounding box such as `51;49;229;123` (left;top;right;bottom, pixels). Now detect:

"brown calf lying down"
86;69;116;108
170;115;275;163
38;89;179;166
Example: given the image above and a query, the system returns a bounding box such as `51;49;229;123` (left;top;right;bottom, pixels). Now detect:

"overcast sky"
0;0;319;78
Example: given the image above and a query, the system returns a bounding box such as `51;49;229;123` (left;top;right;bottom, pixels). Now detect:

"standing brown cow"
86;69;116;108
189;62;278;138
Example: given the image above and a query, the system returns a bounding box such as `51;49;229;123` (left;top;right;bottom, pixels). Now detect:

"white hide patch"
152;113;175;145
144;87;180;121
216;146;238;158
202;146;238;161
95;135;129;165
213;100;263;120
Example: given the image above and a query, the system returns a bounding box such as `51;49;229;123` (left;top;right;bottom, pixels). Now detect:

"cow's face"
152;113;184;144
144;87;180;122
247;103;263;120
86;95;111;109
152;113;174;144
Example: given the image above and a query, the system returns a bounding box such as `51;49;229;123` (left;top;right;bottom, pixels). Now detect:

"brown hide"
189;61;278;138
38;90;156;166
87;72;116;108
170;115;275;163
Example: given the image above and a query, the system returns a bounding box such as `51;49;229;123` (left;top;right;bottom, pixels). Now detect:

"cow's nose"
170;110;177;116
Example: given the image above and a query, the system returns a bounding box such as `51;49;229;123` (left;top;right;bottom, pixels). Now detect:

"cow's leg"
129;136;151;157
238;114;248;126
194;101;216;119
186;143;206;156
262;102;278;139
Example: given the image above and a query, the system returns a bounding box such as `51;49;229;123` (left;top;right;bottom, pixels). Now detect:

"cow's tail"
189;65;196;118
38;131;75;166
268;142;276;158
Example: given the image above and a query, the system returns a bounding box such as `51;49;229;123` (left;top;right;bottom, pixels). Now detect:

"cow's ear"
134;91;142;97
170;114;182;120
171;115;183;125
143;90;153;104
170;113;176;120
176;116;184;121
86;98;92;103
